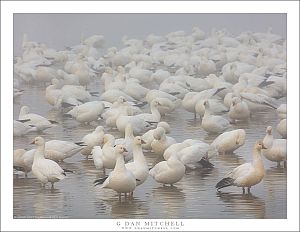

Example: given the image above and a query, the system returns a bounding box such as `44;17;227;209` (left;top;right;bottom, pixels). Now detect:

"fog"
14;13;286;55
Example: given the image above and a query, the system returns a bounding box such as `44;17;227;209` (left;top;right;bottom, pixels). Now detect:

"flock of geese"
14;27;287;201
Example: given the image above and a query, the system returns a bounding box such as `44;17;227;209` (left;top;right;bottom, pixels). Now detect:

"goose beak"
30;140;35;144
262;144;267;149
141;139;146;144
123;148;128;152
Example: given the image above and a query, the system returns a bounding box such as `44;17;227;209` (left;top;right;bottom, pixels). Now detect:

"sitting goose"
201;100;230;134
80;126;105;159
151;127;176;156
149;155;185;186
216;141;266;193
228;97;250;123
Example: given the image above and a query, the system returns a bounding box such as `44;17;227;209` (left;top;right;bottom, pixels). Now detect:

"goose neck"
252;147;264;170
133;144;147;164
114;153;126;172
33;144;45;162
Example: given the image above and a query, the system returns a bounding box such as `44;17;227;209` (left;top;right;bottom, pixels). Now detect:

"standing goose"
125;136;149;194
94;145;136;200
31;137;68;188
115;124;134;162
262;126;287;167
276;119;287;139
151;127;176;156
216;141;266;193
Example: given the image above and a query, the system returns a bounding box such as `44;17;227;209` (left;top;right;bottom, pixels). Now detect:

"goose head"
134;136;146;145
256;140;267;150
153;127;165;140
157;121;171;134
114;144;128;154
266;126;272;135
151;99;161;107
103;134;115;144
231;97;241;106
203;100;210;109
20;106;30;115
31;136;45;146
95;126;104;133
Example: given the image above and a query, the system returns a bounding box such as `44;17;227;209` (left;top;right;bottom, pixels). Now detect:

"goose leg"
247;187;251;194
194;112;197;119
125;193;127;198
118;193;121;201
242;187;245;194
51;182;54;189
277;161;281;167
25;172;28;178
283;161;287;168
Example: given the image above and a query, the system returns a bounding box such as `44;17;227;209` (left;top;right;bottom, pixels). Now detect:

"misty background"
14;13;286;56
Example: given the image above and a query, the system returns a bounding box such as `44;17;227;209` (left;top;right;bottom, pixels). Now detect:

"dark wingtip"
48;120;59;124
198;158;214;168
16;119;31;123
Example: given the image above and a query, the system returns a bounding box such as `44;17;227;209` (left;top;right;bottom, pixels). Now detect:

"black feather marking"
198;158;214;168
48;120;58;124
135;102;148;107
169;92;180;96
258;80;275;88
213;87;226;96
14;166;25;172
64;114;73;118
216;177;234;190
61;102;76;108
94;176;108;186
62;172;66;176
136;179;141;182
146;121;159;125
16;119;31;123
63;169;74;174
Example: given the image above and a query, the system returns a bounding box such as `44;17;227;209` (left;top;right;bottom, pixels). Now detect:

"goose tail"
216;177;234;191
94;176;108;186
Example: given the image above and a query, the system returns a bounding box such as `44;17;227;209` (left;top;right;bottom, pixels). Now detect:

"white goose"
277;104;286;119
228;96;250;123
94;145;136;200
211;129;246;155
80;126;105;159
13;120;37;136
31;137;68;188
276;119;287;139
142;122;171;150
66;101;106;124
125;136;149;190
18;106;57;131
262;126;287;167
149;155;185;186
151;127;176;156
195;98;228;118
201;100;230;134
216;141;266;193
44;140;85;162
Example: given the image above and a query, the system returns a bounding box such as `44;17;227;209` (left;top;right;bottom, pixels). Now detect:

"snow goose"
172;142;216;169
100;89;137;103
18;106;57;131
13;120;37;136
276;104;286;119
125;136;149;193
228;97;250;123
146;89;178;103
151;127;176;156
134;99;162;123
116;114;152;135
31;137;68;188
201;100;230;134
216;141;266;193
80;126;105;159
276;119;287;139
149;155;185;186
239;92;279;111
211;129;246;155
65;101;106;124
44;140;85;162
262;126;287;167
13;148;35;177
94;145;136;200
142;122;171;150
195;98;228;118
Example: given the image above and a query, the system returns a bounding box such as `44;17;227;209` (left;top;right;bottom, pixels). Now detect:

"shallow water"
13;79;286;219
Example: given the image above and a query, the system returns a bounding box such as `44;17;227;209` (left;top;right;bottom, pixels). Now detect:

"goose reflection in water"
151;186;186;218
94;193;149;219
216;192;266;219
